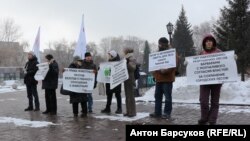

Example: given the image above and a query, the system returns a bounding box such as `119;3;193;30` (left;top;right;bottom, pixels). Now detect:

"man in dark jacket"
24;51;40;111
101;50;122;114
81;52;97;113
42;54;59;115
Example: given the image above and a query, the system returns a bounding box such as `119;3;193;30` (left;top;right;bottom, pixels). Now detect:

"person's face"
108;54;112;59
46;58;49;62
28;53;33;60
85;56;92;61
205;40;213;50
158;43;168;51
77;60;82;66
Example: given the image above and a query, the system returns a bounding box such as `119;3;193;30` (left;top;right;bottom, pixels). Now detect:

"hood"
202;35;217;52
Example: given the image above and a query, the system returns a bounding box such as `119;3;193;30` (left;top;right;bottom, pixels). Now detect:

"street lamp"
166;22;174;45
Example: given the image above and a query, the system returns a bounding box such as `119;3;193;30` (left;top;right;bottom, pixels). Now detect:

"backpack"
134;64;140;80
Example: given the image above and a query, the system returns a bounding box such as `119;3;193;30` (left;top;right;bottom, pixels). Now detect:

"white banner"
63;68;95;93
186;51;238;85
148;49;176;72
97;63;111;83
110;59;129;89
34;62;49;81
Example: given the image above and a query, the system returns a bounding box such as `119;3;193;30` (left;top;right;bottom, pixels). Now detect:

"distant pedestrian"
150;37;178;120
67;56;88;117
81;52;97;113
101;50;122;114
24;51;40;111
123;47;137;117
42;54;59;115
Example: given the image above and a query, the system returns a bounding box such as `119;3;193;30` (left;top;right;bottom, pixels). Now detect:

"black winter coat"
68;63;88;103
24;56;39;85
81;59;97;88
42;60;59;89
105;55;121;94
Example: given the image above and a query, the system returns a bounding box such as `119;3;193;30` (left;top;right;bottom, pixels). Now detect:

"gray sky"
0;0;228;50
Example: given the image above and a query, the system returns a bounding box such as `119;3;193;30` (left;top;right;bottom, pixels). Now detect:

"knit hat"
158;37;169;44
28;51;35;56
108;50;117;58
85;52;92;58
45;54;53;61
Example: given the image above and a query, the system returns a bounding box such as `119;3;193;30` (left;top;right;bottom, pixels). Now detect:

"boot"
115;108;122;114
101;108;111;114
24;107;33;111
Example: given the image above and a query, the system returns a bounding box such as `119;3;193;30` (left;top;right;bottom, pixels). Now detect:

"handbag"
60;84;71;95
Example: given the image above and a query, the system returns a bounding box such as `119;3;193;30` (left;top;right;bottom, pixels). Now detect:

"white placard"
63;68;95;93
34;62;49;81
149;49;176;72
186;51;238;85
97;63;111;83
110;59;129;89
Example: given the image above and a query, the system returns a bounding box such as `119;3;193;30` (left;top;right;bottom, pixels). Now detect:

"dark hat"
158;37;169;44
202;34;217;50
85;52;92;57
45;54;53;61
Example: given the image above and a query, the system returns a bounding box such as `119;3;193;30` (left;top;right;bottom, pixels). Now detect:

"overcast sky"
0;0;228;50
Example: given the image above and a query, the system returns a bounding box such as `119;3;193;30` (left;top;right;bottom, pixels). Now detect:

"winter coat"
68;63;88;104
124;53;136;91
24;56;39;85
152;48;178;83
81;59;97;88
42;60;59;89
105;54;122;94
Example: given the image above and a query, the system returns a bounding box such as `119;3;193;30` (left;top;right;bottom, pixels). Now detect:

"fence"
0;67;24;81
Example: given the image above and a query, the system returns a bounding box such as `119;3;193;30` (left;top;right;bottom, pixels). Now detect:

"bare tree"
0;18;22;42
193;21;214;53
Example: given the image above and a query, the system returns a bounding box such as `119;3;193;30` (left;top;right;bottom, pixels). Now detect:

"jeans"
26;84;40;109
87;93;93;112
154;82;173;116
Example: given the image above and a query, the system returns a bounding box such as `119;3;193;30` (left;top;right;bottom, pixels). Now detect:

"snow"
0;117;57;128
94;112;149;122
0;80;26;94
136;76;250;105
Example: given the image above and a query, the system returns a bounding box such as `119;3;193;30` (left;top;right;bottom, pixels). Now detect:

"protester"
123;47;137;117
101;50;122;114
81;52;97;113
67;56;88;117
42;54;59;115
197;35;222;125
24;51;40;111
150;37;178;120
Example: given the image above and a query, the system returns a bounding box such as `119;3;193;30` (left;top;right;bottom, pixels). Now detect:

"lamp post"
166;22;174;46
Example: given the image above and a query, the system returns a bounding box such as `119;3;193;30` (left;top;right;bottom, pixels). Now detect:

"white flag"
73;15;87;59
32;27;41;63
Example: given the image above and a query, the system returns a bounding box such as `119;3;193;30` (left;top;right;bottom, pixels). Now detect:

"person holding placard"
24;51;40;111
101;50;122;114
42;54;59;115
150;37;178;120
81;52;97;113
67;56;88;118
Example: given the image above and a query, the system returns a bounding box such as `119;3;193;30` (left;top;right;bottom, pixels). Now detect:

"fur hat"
108;50;117;58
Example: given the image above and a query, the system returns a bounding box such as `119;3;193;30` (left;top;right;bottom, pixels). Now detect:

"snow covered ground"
0;80;26;94
136;76;250;105
0;117;57;128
